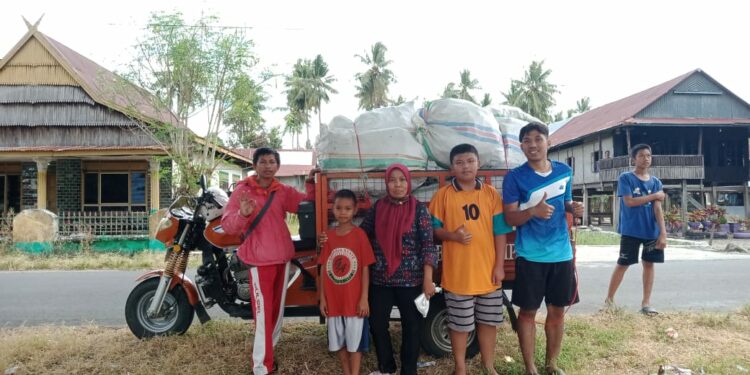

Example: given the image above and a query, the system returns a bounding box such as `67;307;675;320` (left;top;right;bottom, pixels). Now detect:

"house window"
565;157;576;174
83;172;147;212
219;172;229;191
591;151;601;173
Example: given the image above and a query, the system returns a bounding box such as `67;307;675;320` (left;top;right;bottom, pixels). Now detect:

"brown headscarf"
375;163;417;277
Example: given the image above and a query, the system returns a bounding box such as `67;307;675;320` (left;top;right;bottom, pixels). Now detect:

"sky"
2;0;749;149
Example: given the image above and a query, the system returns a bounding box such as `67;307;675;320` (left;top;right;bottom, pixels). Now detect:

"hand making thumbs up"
531;192;554;220
453;224;473;245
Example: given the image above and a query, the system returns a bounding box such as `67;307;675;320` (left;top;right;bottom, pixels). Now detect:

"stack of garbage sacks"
316;98;540;173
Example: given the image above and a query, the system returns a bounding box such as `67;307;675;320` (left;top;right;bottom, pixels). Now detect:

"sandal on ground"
546;366;567;375
640;306;659;316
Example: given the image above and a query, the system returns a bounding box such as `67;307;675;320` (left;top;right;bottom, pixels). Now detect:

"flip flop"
546;367;567;375
640;306;659;316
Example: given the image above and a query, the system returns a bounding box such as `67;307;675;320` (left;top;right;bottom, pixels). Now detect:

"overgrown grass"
0;249;172;271
573;230;621;246
1;310;748;374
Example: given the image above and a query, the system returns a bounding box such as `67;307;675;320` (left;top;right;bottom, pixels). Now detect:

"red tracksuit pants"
248;262;289;375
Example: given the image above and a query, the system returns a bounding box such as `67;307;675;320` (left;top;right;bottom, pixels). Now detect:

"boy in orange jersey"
429;143;513;375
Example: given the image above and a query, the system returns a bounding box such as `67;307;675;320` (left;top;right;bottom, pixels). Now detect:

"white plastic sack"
488;105;542;169
353;101;417;132
316;109;428;172
413;99;505;169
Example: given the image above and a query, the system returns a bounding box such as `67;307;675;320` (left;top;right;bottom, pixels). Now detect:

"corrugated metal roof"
549;69;750;148
0;85;95;104
0;103;138;126
550;70;697;147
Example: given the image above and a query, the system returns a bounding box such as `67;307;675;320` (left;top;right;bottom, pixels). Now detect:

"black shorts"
618;235;664;266
512;257;579;310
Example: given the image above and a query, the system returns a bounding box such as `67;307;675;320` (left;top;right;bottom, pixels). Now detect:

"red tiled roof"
549;69;698;147
276;165;315;177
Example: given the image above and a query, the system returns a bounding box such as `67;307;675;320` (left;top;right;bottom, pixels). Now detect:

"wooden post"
149;159;160;213
626;128;632;154
697;128;703;155
582;186;589;226
612;184;619;230
34;159;50;210
681;179;688;232
744;183;749;219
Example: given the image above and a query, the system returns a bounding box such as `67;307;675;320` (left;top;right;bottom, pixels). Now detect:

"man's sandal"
640;306;659;316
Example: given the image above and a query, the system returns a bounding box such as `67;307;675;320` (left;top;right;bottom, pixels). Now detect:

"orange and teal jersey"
429;178;513;295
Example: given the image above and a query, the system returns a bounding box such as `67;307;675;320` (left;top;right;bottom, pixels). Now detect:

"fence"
58;211;150;238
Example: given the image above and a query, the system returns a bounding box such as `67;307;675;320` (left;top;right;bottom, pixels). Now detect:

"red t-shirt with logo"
318;227;375;317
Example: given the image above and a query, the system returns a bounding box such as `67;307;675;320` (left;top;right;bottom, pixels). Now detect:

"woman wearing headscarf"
361;163;438;375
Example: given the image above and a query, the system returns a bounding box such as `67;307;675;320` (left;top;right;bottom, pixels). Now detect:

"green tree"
566;108;577;118
481;93;492;107
354;42;396;110
576;96;591;113
224;73;269;148
441;69;480;104
392;95;406;105
283;110;306;149
504;60;559;122
441;82;459;99
123;11;258;194
502;80;524;107
458;69;480;103
267;127;283;149
285;55;337;149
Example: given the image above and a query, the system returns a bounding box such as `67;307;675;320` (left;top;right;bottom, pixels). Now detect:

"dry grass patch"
1;310;749;375
0;250;205;271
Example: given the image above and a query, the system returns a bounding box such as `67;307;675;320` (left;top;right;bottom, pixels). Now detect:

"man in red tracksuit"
222;147;317;375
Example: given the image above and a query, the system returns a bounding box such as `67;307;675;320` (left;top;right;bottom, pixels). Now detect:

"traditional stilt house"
549;69;750;227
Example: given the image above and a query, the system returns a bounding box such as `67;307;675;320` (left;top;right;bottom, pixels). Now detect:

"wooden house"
0;21;250;219
548;69;750;226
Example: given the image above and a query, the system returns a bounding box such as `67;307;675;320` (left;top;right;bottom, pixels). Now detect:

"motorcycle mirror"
198;175;207;192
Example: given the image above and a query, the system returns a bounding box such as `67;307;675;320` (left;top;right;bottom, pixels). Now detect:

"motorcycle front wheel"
125;278;195;338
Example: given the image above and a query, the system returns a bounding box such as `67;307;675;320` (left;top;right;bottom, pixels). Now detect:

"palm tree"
507;60;559;122
308;55;337;130
457;69;480;104
285;59;316;148
481;93;492;107
502;80;524;107
441;82;459;99
283;109;306;149
576;96;591;113
354;42;396;110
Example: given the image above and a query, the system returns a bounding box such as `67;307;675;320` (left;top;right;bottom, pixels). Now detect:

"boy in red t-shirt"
319;189;375;375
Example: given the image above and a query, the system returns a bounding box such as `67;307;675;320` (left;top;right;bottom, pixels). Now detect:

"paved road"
1;248;748;327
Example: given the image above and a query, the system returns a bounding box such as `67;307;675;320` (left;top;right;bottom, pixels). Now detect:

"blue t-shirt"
502;161;573;263
617;172;663;240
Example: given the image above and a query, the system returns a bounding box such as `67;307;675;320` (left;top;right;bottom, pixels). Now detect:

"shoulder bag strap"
241;191;277;241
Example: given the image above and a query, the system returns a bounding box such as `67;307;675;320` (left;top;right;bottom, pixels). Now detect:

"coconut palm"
457;69;480;104
283;109;305;149
502;80;524;107
576;96;591;113
481;93;492;107
441;82;459;99
308;55;337;129
354;42;396;110
507;60;559;122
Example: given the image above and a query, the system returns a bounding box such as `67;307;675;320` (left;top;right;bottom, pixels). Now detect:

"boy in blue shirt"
502;122;583;375
605;144;667;316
